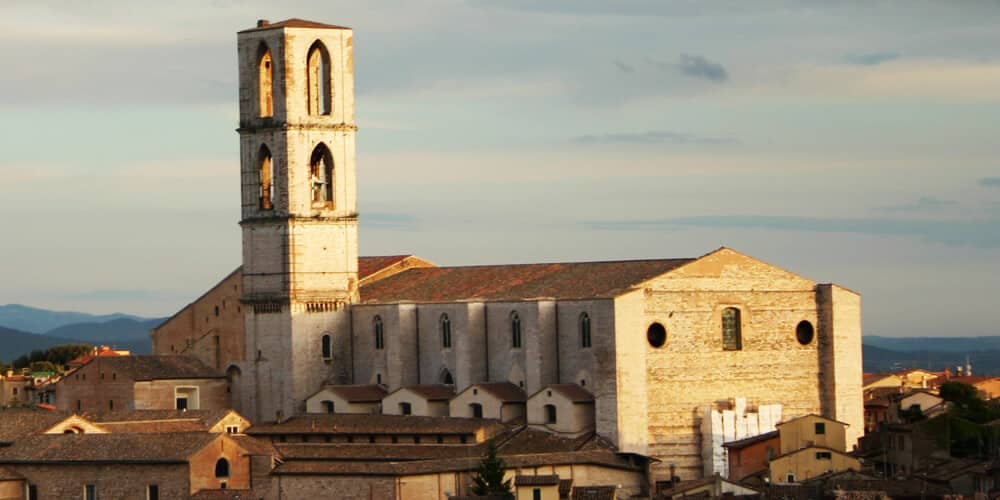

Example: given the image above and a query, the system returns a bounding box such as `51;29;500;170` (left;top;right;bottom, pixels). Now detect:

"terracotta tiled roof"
0;466;23;480
516;474;560;486
276;443;482;461
273;450;639;476
531;384;593;403
317;385;388;403
776;413;850;428
862;372;895;386
247;414;504;436
358;255;418;278
465;382;526;403
0;432;219;463
0;408;67;444
231;435;278;456
497;428;599;455
360;258;693;303
239;18;350;33
392;384;455;401
68;346;129;366
83;409;233;426
722;430;779;450
82;355;224;381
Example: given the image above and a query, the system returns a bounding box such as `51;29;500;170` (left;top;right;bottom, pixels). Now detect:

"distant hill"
862;344;1000;376
43;317;165;344
864;335;1000;353
0;326;82;363
0;304;147;334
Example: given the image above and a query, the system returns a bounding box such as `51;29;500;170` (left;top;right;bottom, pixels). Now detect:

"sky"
1;1;998;338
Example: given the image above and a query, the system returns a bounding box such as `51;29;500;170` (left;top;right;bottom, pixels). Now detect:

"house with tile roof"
304;384;387;414
381;384;455;417
144;18;864;486
52;354;227;413
527;384;595;438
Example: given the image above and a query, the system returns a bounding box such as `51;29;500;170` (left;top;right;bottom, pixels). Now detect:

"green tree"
471;442;513;497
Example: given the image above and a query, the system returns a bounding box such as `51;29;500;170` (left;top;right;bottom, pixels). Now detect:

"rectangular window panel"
815;422;826;435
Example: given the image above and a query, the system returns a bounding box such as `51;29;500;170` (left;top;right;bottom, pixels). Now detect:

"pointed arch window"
510;311;522;348
258;46;274;118
440;368;454;385
321;334;332;360
259;145;273;210
722;307;742;351
307;41;332;116
440;314;452;348
309;144;334;208
579;312;592;348
374;315;385;350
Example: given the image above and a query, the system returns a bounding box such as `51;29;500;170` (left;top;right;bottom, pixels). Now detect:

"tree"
471;441;513;497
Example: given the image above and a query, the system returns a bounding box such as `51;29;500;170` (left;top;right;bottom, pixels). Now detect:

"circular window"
796;320;815;345
647;323;667;348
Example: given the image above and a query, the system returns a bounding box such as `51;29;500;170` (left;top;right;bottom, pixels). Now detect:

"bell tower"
236;19;358;422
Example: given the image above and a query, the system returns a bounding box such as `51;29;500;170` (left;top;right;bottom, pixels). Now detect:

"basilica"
151;18;863;482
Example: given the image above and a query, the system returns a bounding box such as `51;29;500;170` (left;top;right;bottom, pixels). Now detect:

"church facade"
152;18;863;481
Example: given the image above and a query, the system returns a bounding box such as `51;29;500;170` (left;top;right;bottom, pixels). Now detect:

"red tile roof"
0;432;221;463
516;474;560;486
239;18;350;33
392;384;455;401
531;384;593;403
722;430;779;450
360;258;693;303
247;413;504;436
464;382;526;402
79;355;224;381
317;385;388;403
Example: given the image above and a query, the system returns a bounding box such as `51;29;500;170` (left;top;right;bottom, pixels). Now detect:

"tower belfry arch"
235;19;359;422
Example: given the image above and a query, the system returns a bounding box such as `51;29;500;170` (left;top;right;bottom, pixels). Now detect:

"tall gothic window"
440;313;452;348
510;311;522;348
722;307;742;351
374;315;385;350
321;334;332;359
258;46;273;117
579;312;592;348
258;145;273;210
309;143;334;208
307;41;332;116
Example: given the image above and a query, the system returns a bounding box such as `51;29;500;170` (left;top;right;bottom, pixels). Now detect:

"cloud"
879;196;957;213
843;52;900;66
583;215;1000;248
613;60;635;74
645;54;728;82
678;54;728;82
573;130;737;145
980;177;1000;187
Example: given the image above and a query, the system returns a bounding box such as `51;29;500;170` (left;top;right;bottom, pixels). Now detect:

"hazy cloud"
363;212;419;230
573;130;737;145
980;177;1000;187
584;215;1000;248
880;196;957;213
678;54;728;82
844;52;901;66
613;60;635;74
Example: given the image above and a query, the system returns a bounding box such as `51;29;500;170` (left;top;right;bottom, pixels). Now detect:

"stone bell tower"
236;19;358;422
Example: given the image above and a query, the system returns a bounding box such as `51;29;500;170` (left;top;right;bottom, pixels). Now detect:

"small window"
258;47;274;117
510;311;522;348
470;403;483;419
815;452;832;460
215;458;230;478
322;334;332;360
722;307;742;351
307;41;332;116
376;373;382;385
441;369;454;386
85;485;97;500
440;314;452;348
647;322;667;348
214;306;220;317
786;473;795;483
176;397;188;410
109;400;114;411
533;489;542;500
76;400;82;411
147;484;159;500
544;404;557;424
28;485;37;500
309;144;335;208
374;315;385;350
258;145;273;210
815;422;826;435
796;320;815;345
579;312;592;348
226;425;239;434
400;402;412;415
322;401;334;414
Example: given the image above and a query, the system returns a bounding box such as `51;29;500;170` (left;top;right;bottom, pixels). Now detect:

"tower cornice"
237;122;358;134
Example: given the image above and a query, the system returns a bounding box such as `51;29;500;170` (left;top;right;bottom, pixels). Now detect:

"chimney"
257;19;270;28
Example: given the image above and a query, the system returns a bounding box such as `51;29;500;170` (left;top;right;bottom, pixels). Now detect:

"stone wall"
641;249;826;481
11;464;189;500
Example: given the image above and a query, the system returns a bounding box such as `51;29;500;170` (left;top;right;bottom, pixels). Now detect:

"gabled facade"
381;385;454;417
